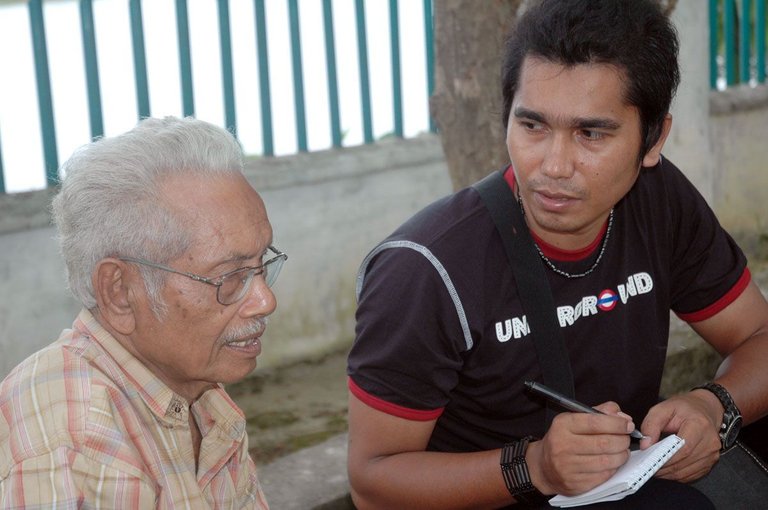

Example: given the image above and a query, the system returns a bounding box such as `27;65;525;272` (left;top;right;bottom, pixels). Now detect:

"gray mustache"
221;317;269;343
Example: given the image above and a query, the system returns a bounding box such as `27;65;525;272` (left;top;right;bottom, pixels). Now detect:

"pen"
524;381;646;440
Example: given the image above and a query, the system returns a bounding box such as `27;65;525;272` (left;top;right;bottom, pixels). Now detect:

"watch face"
723;416;743;449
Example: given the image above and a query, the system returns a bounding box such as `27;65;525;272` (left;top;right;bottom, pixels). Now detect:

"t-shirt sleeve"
665;162;749;321
347;243;469;419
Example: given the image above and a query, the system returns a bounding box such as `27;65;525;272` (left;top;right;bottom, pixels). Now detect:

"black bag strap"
472;170;575;425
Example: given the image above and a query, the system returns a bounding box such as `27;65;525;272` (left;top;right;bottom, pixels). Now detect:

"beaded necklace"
517;193;614;279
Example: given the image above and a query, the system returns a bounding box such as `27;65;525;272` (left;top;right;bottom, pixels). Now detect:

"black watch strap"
501;437;549;507
694;382;743;451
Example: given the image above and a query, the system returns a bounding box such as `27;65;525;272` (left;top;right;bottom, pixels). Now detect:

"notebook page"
549;434;684;507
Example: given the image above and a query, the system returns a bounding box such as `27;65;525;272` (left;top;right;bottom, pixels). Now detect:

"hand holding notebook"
548;434;685;507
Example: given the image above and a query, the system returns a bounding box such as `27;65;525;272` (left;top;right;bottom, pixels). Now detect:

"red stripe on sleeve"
347;377;443;421
677;268;751;323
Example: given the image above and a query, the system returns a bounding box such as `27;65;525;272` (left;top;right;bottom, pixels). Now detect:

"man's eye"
520;120;543;131
581;129;604;141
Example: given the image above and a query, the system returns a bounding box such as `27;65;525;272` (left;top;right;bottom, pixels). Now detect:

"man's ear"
93;258;136;336
642;114;673;168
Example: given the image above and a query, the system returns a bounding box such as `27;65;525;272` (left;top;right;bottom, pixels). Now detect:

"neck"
529;213;612;258
517;195;614;279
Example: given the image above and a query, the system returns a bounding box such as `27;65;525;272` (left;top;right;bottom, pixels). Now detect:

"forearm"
690;280;768;425
713;330;768;423
349;448;515;510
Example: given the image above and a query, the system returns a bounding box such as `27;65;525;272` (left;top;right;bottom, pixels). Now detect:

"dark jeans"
565;478;713;509
740;415;768;461
518;478;713;509
692;441;768;510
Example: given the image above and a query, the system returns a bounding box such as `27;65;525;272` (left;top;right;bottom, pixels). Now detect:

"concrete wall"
709;86;768;246
0;136;452;378
665;2;768;246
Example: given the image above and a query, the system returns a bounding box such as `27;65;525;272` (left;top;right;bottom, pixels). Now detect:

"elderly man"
0;116;286;508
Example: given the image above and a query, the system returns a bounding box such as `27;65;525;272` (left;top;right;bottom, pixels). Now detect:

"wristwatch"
694;382;743;452
500;436;549;506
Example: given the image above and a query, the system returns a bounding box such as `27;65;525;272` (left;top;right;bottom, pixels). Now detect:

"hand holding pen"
525;380;647;440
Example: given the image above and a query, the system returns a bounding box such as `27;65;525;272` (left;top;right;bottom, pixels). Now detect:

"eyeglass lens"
217;254;286;305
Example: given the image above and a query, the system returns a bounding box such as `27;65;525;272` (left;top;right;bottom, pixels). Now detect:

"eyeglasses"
120;245;287;306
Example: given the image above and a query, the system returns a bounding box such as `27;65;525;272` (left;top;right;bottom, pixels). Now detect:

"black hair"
501;0;680;159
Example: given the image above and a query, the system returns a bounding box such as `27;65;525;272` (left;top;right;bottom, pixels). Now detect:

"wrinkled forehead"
160;173;273;268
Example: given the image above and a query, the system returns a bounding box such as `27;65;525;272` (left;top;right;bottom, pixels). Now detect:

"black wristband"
500;436;549;507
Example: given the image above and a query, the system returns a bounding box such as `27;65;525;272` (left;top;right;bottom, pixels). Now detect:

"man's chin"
218;360;259;386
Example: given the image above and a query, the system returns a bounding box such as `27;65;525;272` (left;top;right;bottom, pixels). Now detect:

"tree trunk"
431;0;523;191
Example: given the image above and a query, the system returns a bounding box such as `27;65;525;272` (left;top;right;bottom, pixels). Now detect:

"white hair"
51;116;245;313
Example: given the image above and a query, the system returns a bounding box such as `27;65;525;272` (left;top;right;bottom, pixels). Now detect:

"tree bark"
431;0;522;191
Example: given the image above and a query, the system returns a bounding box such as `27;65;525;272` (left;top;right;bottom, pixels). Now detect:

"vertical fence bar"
757;0;766;83
288;0;307;152
740;0;752;83
322;0;342;148
710;0;719;89
175;0;194;116
725;0;738;85
254;0;273;156
389;0;402;137
79;0;104;139
355;0;373;143
423;0;435;131
217;0;237;135
28;0;58;187
129;0;151;119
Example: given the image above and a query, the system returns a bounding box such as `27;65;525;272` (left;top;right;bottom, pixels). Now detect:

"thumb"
639;409;667;449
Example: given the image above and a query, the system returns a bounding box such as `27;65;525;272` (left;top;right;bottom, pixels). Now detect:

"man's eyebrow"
513;107;546;123
513;107;621;130
572;117;621;130
211;249;268;273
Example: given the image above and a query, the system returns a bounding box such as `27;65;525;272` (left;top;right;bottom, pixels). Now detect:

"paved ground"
228;346;350;466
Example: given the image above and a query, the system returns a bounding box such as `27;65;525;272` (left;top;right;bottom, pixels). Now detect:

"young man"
347;1;768;508
0;117;287;508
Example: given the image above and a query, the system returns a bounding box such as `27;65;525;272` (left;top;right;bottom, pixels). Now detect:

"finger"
555;468;620;497
593;401;621;415
638;406;672;447
657;453;717;482
592;402;638;435
655;437;719;482
566;411;637;438
549;451;632;495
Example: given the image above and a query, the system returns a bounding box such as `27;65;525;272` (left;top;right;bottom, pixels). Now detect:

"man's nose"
541;134;575;179
238;276;277;318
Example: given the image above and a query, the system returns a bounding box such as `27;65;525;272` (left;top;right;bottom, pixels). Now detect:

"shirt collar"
73;309;247;437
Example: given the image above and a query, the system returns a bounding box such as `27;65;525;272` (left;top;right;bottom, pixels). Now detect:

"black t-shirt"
348;158;749;453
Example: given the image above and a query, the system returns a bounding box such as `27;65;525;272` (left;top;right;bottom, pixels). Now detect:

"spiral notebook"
548;434;684;508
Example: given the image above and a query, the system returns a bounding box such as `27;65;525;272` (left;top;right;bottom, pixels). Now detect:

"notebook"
548;434;685;508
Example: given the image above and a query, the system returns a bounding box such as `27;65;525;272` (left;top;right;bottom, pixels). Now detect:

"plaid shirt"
0;309;269;509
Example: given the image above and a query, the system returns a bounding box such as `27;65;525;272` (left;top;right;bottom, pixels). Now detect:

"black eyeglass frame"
119;245;287;306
